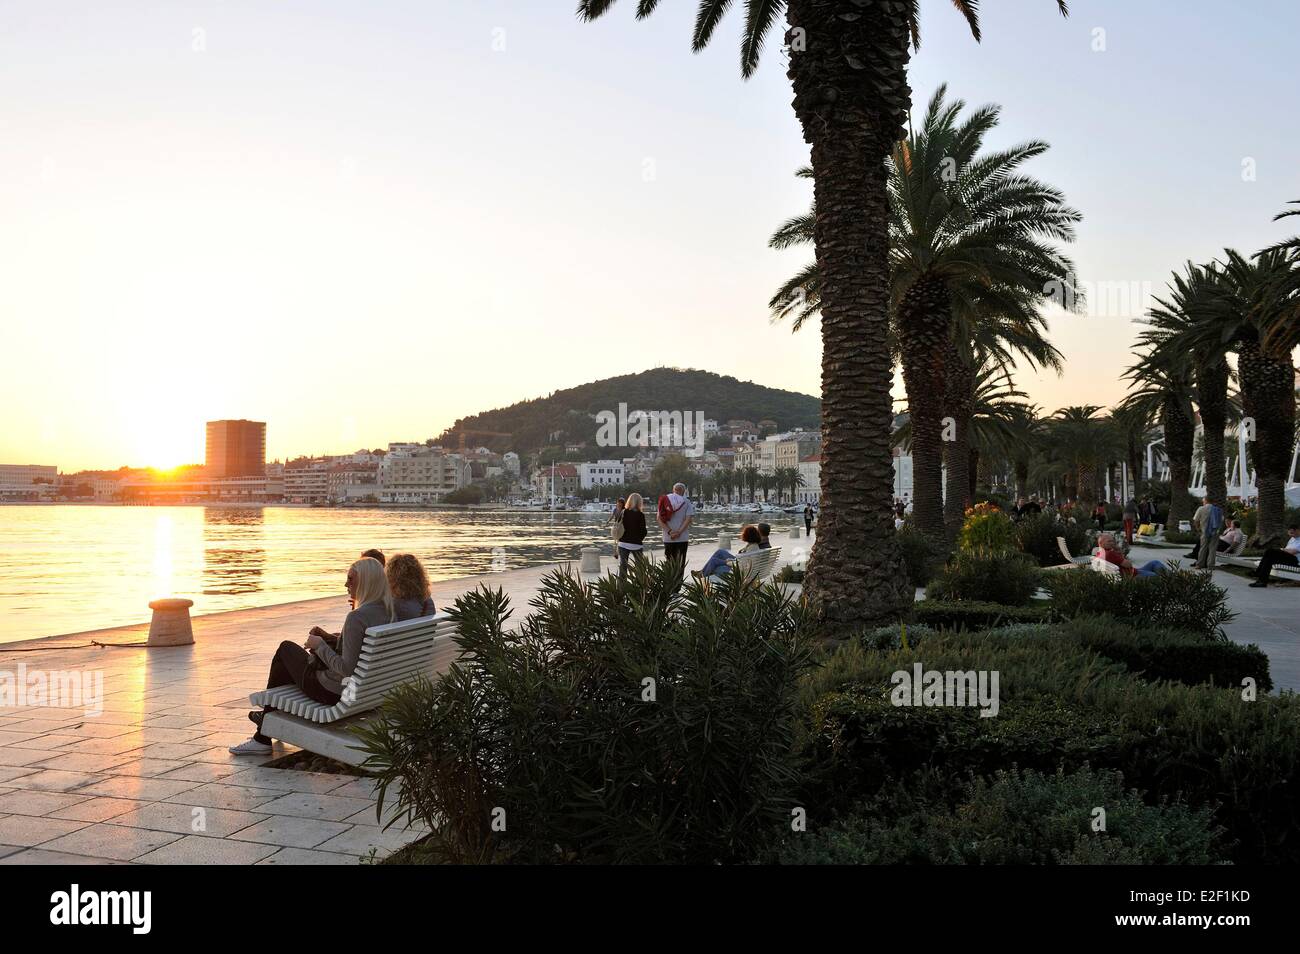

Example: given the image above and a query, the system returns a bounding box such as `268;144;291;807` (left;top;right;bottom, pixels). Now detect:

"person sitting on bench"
1248;525;1300;588
1187;519;1245;561
694;525;763;580
230;556;419;755
1096;533;1170;578
386;552;435;617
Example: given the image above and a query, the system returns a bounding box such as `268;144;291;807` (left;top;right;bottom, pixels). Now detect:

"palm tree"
580;1;1070;631
964;365;1032;502
1140;263;1233;509
1108;402;1153;504
1047;406;1116;506
1122;350;1198;528
1212;249;1298;542
771;86;1077;543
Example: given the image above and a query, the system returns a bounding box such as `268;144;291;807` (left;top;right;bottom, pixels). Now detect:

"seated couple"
229;550;436;755
693;524;769;582
1095;533;1172;578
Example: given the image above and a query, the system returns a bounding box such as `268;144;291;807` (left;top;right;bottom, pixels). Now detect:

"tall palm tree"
1212;249;1298;542
1122;350;1198;528
1047;406;1116;506
1140;262;1233;508
580;1;1070;630
1108;402;1153;503
770;85;1077;543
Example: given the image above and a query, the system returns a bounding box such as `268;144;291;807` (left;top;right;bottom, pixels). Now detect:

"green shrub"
912;600;1051;630
799;625;1300;863
1061;617;1271;691
355;561;817;864
1161;530;1199;545
958;502;1017;554
1014;514;1088;567
777;766;1225;865
896;523;940;588
926;550;1041;606
1044;565;1235;639
775;566;804;584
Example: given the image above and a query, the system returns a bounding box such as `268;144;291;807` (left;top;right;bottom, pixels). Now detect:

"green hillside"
437;368;820;454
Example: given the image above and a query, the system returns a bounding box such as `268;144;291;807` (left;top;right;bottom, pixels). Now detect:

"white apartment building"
797;456;821;503
0;464;58;498
283;461;330;504
756;437;780;476
579;460;625;490
380;447;471;504
502;452;521;476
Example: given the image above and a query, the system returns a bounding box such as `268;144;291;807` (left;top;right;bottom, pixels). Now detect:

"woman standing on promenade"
230;556;416;755
617;493;647;580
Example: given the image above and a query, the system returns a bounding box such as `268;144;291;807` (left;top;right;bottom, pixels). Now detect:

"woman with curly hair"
386;552;436;618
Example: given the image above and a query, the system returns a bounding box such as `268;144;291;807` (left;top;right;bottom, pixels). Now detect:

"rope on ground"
0;639;153;652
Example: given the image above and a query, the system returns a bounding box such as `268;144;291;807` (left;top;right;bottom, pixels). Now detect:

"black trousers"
663;541;689;586
1255;548;1300;583
618;546;644;580
254;641;340;743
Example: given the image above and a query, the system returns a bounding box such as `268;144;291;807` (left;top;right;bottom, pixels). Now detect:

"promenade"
1;532;1294;865
0;536;803;865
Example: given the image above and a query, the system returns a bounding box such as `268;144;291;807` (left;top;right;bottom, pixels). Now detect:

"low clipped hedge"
776;766;1224;865
798;626;1300;863
912;600;1051;631
926;550;1041;606
1065;618;1272;692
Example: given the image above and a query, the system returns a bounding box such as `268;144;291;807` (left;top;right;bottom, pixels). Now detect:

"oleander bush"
775;766;1225;865
958;502;1017;554
1044;563;1235;639
356;560;816;864
926;550;1041;606
1014;514;1088;567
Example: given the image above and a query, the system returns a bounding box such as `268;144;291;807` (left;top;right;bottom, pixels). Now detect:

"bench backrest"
340;612;458;715
1226;536;1246;556
1056;536;1075;562
732;546;782;581
1090;554;1121;575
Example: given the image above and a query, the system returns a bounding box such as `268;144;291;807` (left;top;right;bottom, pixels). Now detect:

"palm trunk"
786;0;914;632
1163;397;1196;528
897;278;950;542
1239;340;1295;544
1014;459;1029;500
943;345;976;532
1198;357;1230;509
1076;465;1094;506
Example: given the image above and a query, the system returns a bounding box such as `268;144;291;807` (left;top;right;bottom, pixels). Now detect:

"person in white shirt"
1249;525;1300;587
1218;521;1245;553
657;482;695;586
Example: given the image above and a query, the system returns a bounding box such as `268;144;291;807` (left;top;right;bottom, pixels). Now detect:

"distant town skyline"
3;2;1298;472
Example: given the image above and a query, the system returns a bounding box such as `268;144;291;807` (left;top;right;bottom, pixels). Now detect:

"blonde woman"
617;492;648;580
231;556;398;755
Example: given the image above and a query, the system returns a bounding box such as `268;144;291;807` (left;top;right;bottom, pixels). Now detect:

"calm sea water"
0;505;793;644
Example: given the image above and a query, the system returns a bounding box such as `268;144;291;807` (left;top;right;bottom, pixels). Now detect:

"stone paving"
0;532;803;864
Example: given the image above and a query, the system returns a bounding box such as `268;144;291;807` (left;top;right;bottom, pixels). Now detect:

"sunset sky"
2;1;1298;472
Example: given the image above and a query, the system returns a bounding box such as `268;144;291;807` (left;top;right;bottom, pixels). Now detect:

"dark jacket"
620;508;648;546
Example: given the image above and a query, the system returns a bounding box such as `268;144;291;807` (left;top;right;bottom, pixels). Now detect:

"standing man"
1191;496;1224;571
657;482;695;586
804;504;814;536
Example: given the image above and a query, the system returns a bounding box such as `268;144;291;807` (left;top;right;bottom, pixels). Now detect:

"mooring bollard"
790;525;801;539
579;546;602;574
147;598;195;646
717;532;732;551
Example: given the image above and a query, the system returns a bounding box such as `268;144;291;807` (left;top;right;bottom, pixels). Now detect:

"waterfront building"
578;460;625;490
379;446;471;504
797;455;821;504
533;463;579;499
0;464;58;498
284;458;330;504
777;432;822;472
733;443;756;472
328;463;379;503
502;451;521;476
756;437;779;476
205;420;266;478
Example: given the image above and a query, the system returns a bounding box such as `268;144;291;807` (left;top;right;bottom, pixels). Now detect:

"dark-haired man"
1248;526;1300;588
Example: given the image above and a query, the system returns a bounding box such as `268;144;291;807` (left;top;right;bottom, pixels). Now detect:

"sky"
2;1;1298;472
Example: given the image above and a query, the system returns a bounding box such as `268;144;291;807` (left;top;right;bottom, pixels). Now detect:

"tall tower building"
206;420;266;478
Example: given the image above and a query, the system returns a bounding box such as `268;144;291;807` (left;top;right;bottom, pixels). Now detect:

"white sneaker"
228;738;272;755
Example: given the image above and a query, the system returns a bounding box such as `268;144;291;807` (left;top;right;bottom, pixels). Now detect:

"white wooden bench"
1090;553;1122;576
697;546;783;585
250;612;459;766
1043;536;1090;570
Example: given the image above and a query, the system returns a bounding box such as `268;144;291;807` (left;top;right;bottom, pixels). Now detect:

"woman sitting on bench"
387;552;436;617
694;525;763;581
231;556;415;755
